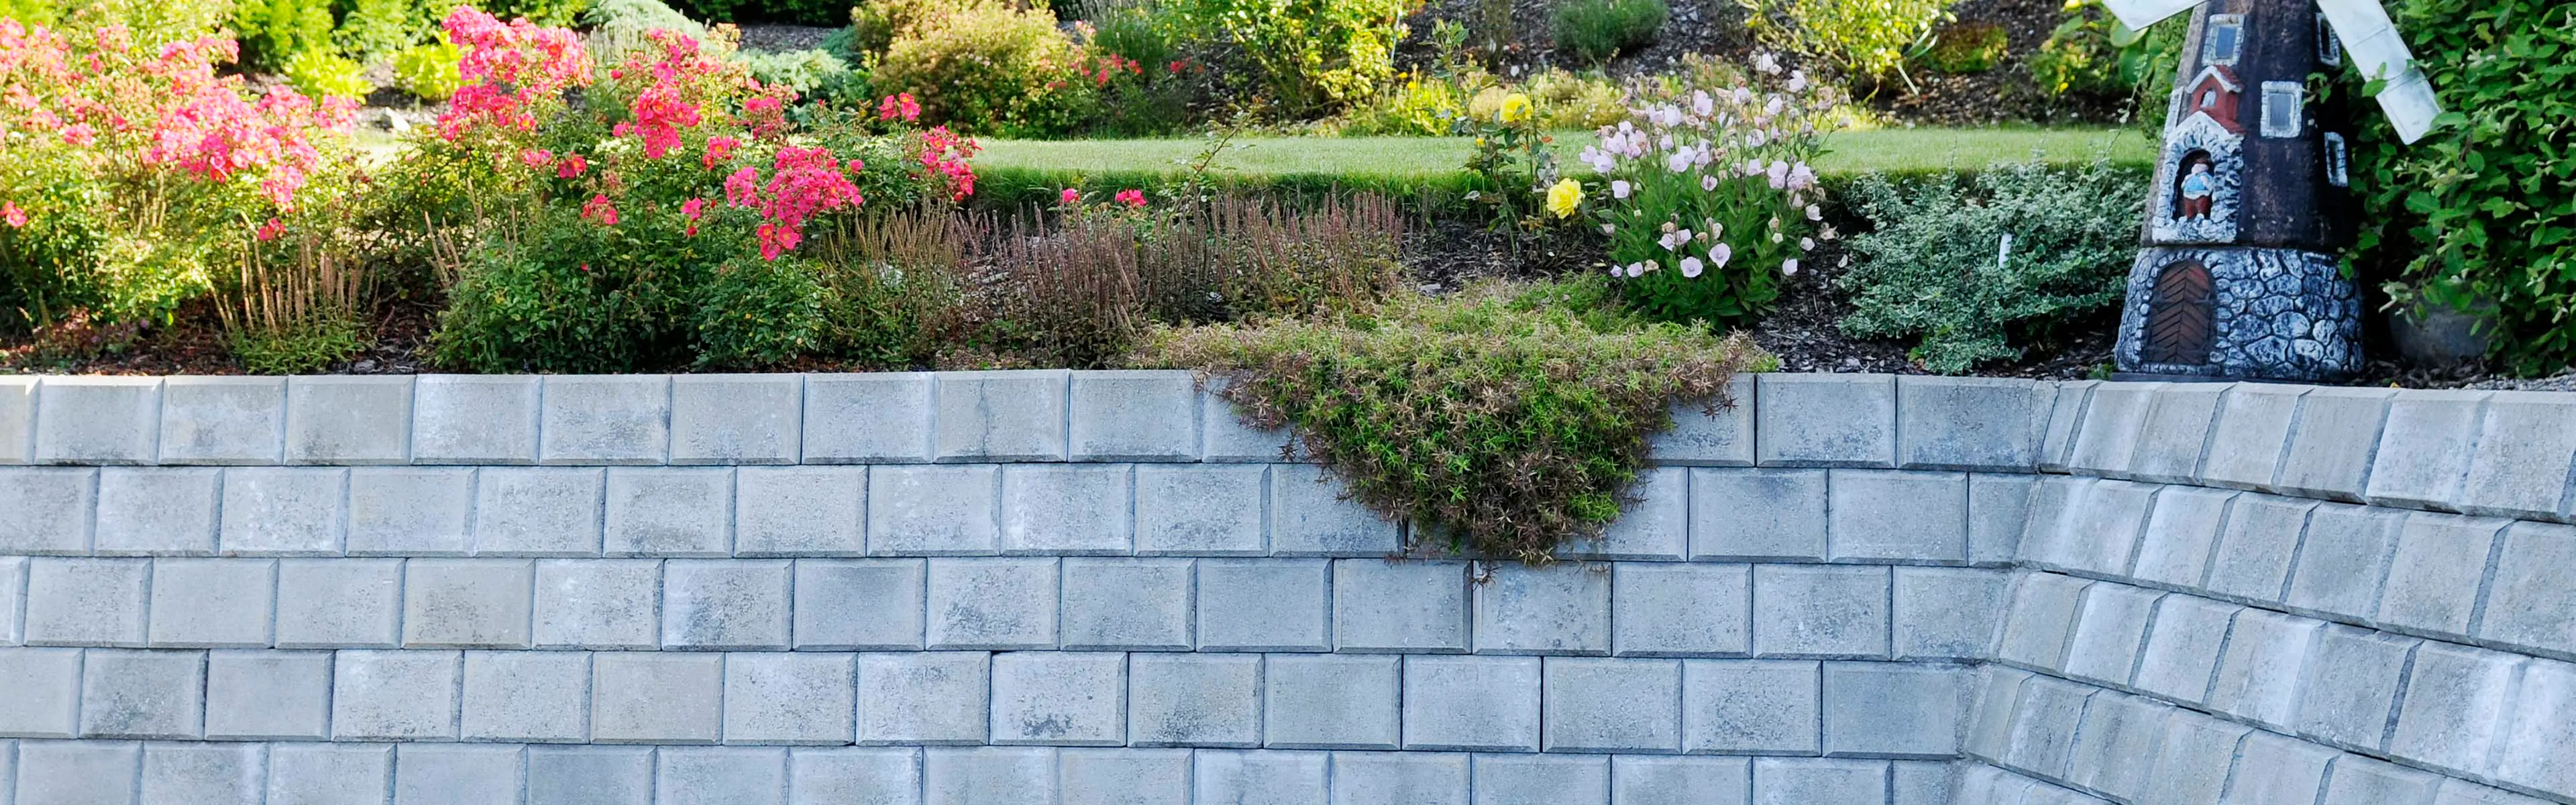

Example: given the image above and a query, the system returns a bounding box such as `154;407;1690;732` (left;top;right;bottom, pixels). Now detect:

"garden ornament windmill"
2100;0;2441;381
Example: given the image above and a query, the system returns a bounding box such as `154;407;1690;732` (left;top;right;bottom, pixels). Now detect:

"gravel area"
733;22;836;53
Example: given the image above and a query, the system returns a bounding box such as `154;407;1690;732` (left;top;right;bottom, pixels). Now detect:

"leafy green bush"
1175;0;1414;115
1739;0;1955;81
232;0;335;71
335;0;435;61
1835;160;2141;374
869;0;1099;136
1138;282;1763;561
1919;20;2004;74
736;48;855;96
2357;0;2576;374
665;0;847;25
585;0;704;65
390;40;464;101
472;0;592;26
285;49;374;99
1550;0;1665;66
2029;0;2186;122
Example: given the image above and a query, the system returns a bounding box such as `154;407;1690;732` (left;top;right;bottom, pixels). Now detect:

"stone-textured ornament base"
2116;247;2361;381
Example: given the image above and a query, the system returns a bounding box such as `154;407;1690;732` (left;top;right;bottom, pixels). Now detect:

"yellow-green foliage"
867;0;1098;137
1177;0;1417;114
1921;19;2006;74
285;49;373;100
1739;0;1956;80
390;40;464;101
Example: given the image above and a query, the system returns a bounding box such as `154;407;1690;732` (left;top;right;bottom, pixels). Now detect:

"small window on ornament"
2324;132;2350;186
2261;81;2304;138
2317;13;2343;66
2206;15;2245;65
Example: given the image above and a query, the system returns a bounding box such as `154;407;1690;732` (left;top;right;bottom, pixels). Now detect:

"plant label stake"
2102;0;2440;381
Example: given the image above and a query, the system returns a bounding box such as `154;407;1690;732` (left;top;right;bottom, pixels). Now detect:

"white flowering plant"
1573;54;1841;325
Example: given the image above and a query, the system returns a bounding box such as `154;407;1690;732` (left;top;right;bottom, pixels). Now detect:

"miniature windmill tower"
2103;0;2441;381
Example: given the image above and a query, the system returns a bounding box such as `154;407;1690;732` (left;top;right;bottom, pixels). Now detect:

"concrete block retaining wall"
0;372;2569;804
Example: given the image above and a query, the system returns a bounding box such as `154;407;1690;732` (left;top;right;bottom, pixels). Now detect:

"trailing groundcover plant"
1141;282;1765;561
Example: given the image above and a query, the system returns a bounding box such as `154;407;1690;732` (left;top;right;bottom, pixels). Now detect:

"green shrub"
1835;160;2141;374
1550;0;1665;66
229;319;367;373
390;40;464;101
2357;0;2576;374
233;0;335;71
2029;1;2186;123
284;49;374;99
1505;69;1625;129
335;0;435;61
1138;282;1764;561
1738;0;1955;81
736;48;855;96
584;0;704;66
1175;0;1414;115
845;0;949;56
472;0;592;26
665;0;847;25
1919;19;2004;74
869;0;1098;137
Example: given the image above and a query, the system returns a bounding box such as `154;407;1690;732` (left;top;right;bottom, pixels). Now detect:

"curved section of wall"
0;372;2569;804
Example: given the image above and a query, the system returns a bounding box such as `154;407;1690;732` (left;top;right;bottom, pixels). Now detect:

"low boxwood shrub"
1738;0;1955;83
1550;0;1666;66
1138;280;1766;561
1835;160;2141;374
1919;20;2004;74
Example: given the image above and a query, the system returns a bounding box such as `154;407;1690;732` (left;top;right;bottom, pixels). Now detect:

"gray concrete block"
1070;371;1199;461
1129;653;1262;747
2010;476;2075;568
2277;387;2396;502
266;744;392;805
726;652;858;745
2128;486;2235;589
2198;384;2306;490
2292;625;2417;749
1060;749;1190;805
1751;758;1885;805
1994;572;2090;672
923;747;1054;805
2064;381;2157;475
2321;756;2441;805
1333;559;1469;653
539;375;670;464
2388;643;2521;777
1680;659;1819;754
1061;558;1191;651
23;558;148;647
392;745;523;805
140;742;263;805
671;374;802;464
276;558;403;648
856;651;989;745
1755;374;1895;468
401;559;535;649
1472;754;1609;805
1330;751;1469;805
603;468;733;556
146;558;274;647
591;652;722;744
411;376;540;464
15;741;140;805
1562;466;1686;561
802;373;934;464
1897;376;2044;471
2460;392;2576;519
1136;465;1267;556
2220;732;2332;805
2131;594;2236;704
0;468;93;554
990;651;1126;746
472;467;604;556
2021;478;2156;577
94;468;220;555
735;466;867;556
869;466;1000;556
2434;781;2555;805
2035;381;2094;472
529;746;653;805
935;370;1069;462
2494;658;2576;796
1821;663;1962;759
1687;468;1827;561
0;375;32;464
1195;559;1329;652
2062;692;2174;801
1827;470;1967;561
790;747;922;805
2206;609;2323;731
460;650;592;743
1195;749;1328;805
663;559;793;649
1200;380;1295;464
0;648;80;737
2203;494;2317;603
0;557;19;645
1892;567;2006;660
204;649;331;740
284;376;411;464
158;377;284;464
33;376;159;464
345;468;473;555
1002;465;1132;555
1474;562;1609;655
2477;521;2576;656
1264;654;1399;749
545;563;676;652
2000;675;2092;778
793;559;925;651
2363;390;2490;509
1652;380;1755;468
1611;756;1750;805
1268;464;1399;557
333;649;460;740
2130;384;2224;483
2138;712;2249;805
925;559;1057;650
1968;474;2032;566
2061;583;2158;687
1751;565;1888;659
2378;513;2510;640
1612;563;1750;657
1544;657;1681;752
2285;504;2406;619
218;467;347;555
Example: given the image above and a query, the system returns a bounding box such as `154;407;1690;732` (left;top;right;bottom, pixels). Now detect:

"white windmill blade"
2319;0;2445;144
2377;68;2440;144
2102;0;2200;31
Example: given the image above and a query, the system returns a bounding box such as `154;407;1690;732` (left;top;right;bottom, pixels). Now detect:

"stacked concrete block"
1650;378;1755;467
1754;374;1896;468
736;466;866;556
1128;654;1261;748
286;376;411;464
604;468;733;556
159;377;284;464
935;371;1068;462
1069;372;1199;462
671;374;802;464
802;373;933;464
412;375;540;464
1895;377;2044;472
1002;466;1133;555
34;376;160;464
346;468;474;555
539;376;669;464
1540;657;1680;753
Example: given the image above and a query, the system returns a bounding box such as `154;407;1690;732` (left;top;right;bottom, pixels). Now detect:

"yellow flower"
1499;93;1533;125
1546;178;1582;218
